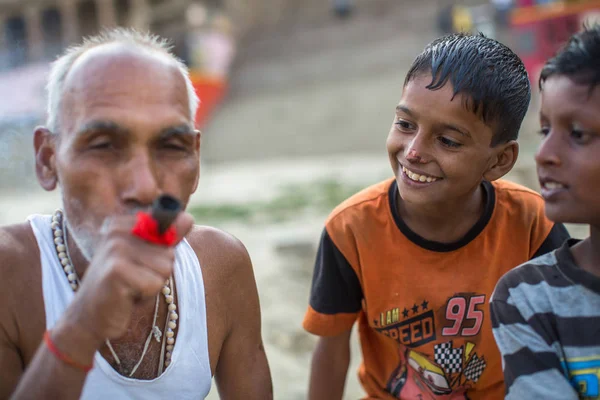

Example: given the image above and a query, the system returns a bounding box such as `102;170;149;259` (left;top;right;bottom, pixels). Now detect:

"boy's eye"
395;120;415;131
438;136;462;148
571;129;592;144
538;127;550;137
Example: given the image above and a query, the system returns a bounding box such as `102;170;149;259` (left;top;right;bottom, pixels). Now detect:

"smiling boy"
303;33;569;399
491;25;600;399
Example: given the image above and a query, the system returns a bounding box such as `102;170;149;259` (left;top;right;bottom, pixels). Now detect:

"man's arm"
8;324;99;400
0;226;94;400
490;298;578;399
308;330;352;400
0;229;25;399
204;232;272;399
0;329;24;399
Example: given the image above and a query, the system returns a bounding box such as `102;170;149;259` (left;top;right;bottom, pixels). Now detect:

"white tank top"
28;214;213;399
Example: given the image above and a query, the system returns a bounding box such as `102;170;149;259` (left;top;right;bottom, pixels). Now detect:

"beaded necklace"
50;210;179;376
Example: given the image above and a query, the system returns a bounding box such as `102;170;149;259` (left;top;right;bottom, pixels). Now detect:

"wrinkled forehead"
59;43;190;134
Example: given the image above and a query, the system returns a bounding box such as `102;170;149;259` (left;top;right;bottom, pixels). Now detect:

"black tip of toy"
152;194;182;234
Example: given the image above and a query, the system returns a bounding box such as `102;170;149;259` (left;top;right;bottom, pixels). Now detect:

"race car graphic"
387;341;486;399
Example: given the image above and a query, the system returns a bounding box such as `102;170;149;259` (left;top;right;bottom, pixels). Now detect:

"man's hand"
52;212;194;363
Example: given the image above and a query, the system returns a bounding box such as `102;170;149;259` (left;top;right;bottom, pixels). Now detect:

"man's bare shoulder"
0;222;42;345
0;222;39;277
186;225;250;267
185;225;252;275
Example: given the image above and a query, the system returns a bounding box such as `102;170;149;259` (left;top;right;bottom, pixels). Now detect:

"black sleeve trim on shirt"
308;228;363;315
531;223;570;260
503;347;565;392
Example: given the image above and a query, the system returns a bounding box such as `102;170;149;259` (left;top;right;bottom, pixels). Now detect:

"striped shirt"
491;239;600;400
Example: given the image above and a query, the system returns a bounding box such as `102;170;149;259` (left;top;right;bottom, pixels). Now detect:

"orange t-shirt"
303;178;569;399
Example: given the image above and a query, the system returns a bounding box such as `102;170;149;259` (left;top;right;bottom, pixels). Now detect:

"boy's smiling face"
386;74;517;207
536;75;600;226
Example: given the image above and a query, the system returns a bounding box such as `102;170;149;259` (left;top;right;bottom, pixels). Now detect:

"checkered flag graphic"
434;341;451;367
463;354;486;383
433;341;463;375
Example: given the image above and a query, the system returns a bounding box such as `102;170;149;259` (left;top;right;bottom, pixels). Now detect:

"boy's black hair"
540;24;600;93
404;32;531;146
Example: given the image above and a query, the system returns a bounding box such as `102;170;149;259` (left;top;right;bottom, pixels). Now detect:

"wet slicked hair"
540;24;600;93
404;32;531;146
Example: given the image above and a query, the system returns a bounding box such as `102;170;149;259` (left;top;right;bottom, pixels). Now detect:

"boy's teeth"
544;182;565;190
402;166;437;183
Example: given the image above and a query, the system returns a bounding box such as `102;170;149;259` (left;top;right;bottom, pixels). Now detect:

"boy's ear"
34;127;59;191
483;140;519;182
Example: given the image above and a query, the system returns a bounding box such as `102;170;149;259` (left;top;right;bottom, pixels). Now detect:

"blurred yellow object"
452;5;473;32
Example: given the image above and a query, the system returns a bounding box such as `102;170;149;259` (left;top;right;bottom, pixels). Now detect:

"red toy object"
131;212;177;246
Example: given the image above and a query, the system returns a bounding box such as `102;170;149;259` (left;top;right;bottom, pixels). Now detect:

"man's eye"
161;141;188;151
88;141;113;150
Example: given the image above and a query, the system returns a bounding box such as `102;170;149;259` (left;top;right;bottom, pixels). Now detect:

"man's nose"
121;151;161;207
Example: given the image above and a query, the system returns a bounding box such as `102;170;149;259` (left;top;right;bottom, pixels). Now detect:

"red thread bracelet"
44;330;94;373
131;212;177;246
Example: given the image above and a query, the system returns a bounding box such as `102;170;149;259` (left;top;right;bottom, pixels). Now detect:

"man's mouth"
401;165;440;183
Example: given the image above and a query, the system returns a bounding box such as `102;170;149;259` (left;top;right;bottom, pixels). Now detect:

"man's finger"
171;212;195;244
117;262;169;299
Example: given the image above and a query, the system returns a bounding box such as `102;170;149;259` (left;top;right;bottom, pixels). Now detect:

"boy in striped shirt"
491;25;600;399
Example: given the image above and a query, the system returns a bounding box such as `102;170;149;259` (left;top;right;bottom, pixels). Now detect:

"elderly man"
0;28;272;399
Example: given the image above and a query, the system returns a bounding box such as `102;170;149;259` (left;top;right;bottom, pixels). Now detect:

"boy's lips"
538;175;569;199
400;164;442;183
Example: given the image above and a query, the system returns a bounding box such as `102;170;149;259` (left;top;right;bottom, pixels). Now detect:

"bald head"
46;28;199;134
60;44;190;134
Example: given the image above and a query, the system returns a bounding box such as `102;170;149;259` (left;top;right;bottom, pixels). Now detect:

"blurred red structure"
509;1;600;85
190;73;228;129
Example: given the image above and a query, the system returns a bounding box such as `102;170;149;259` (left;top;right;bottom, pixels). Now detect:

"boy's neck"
572;225;600;277
397;184;486;244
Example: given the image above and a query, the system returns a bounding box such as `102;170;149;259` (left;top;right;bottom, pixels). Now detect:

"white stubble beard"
60;189;99;262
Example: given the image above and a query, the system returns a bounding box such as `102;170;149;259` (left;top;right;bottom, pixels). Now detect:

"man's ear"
190;129;202;194
483;140;519;182
34;127;58;191
194;129;201;154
